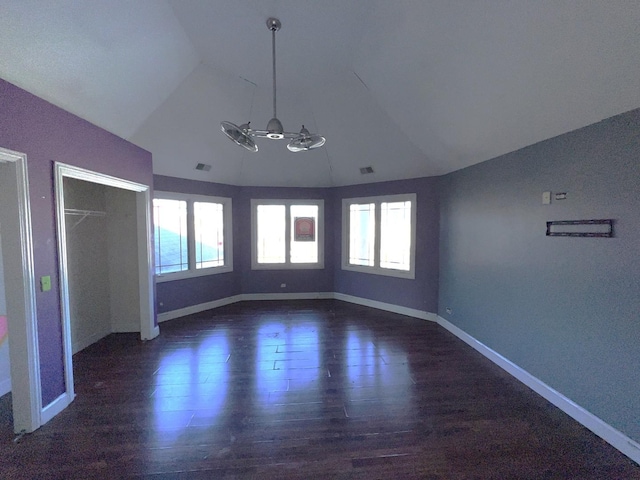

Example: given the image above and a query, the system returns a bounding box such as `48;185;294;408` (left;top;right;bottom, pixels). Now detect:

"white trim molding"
158;292;433;324
158;295;244;323
341;193;417;279
437;315;640;466
250;199;325;270
40;392;73;426
0;147;41;433
242;292;334;302
333;292;436;321
153;191;234;282
157;292;334;323
54;162;158;420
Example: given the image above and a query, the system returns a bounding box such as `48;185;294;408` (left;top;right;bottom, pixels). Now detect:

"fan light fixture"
221;17;325;153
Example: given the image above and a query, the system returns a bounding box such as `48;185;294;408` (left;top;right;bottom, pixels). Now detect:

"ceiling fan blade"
221;121;258;152
287;133;326;152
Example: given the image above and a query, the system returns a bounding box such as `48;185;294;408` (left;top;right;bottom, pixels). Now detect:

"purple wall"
0;79;153;406
154;175;242;312
333;177;440;313
154;177;335;313
154;175;440;316
237;186;335;295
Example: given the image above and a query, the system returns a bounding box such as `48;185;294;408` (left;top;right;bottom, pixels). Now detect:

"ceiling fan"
221;18;326;153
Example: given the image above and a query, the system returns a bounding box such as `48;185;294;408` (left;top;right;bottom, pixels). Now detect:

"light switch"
542;191;551;205
40;275;51;292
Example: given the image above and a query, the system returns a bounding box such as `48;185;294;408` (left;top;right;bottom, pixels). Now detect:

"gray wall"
438;108;640;444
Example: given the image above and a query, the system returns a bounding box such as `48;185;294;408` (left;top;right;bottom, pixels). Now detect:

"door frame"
54;163;157;411
0;147;41;433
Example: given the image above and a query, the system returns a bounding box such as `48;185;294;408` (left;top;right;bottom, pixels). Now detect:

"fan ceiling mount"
221;17;326;153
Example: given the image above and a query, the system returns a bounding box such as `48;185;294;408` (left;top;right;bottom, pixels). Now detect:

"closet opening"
55;163;156;405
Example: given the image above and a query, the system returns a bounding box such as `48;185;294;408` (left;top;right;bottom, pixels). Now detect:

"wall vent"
359;166;374;175
195;163;212;172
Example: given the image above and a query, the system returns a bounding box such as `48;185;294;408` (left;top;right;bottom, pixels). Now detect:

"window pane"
380;201;411;271
257;205;286;263
194;201;224;269
349;203;375;266
290;205;318;263
153;199;188;274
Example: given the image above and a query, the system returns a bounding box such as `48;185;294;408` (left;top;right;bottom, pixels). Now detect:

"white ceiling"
1;1;639;187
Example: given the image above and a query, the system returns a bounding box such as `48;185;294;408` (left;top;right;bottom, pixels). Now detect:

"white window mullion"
252;199;324;270
154;192;233;282
341;193;416;279
285;205;292;265
186;200;196;271
374;203;381;269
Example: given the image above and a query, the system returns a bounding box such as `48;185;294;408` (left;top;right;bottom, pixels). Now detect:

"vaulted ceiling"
1;1;639;187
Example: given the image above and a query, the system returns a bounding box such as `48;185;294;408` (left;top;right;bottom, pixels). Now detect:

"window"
251;199;324;269
153;192;232;281
342;194;416;279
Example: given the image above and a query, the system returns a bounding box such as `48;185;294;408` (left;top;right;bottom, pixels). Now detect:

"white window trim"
342;193;416;279
154;191;233;283
251;199;325;270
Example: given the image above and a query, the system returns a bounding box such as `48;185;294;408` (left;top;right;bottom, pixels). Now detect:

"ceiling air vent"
195;163;211;172
359;166;374;175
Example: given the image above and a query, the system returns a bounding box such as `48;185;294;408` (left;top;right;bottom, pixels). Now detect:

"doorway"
54;163;157;407
0;147;40;433
1;153;156;433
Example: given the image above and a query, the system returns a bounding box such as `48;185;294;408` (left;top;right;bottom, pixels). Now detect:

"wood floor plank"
0;299;639;479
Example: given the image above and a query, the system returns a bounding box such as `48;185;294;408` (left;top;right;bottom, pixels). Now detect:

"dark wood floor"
1;300;639;479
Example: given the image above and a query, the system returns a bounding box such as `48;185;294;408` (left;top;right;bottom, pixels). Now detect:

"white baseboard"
437;315;640;466
40;392;73;426
158;293;336;323
333;293;437;322
157;295;244;323
158;292;435;324
115;292;640;465
0;377;11;397
72;329;111;355
241;292;334;302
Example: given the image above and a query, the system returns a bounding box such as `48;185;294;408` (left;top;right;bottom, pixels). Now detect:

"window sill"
251;262;325;270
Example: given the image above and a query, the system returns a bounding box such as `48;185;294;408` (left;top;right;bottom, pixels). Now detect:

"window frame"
154;191;233;282
251;199;325;270
341;193;416;279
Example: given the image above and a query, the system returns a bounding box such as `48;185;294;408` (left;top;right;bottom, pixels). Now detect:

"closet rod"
64;208;106;231
64;208;106;216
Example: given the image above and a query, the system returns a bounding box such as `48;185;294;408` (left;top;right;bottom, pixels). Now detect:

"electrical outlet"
40;275;51;292
446;307;452;315
280;283;286;288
